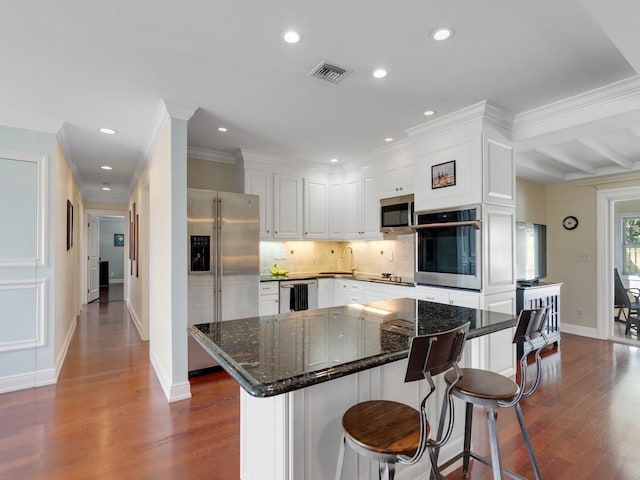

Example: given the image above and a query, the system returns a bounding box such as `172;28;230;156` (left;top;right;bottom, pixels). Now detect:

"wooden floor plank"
2;300;640;479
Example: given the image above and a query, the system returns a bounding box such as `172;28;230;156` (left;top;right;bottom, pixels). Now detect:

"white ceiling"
2;0;640;202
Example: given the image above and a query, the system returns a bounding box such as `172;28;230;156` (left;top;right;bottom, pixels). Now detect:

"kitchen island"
189;297;517;480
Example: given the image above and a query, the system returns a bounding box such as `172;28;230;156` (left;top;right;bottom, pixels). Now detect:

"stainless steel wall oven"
414;204;481;290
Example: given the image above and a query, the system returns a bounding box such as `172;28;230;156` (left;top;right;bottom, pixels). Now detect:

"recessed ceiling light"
217;127;228;133
100;165;112;170
384;137;393;142
99;127;117;135
431;27;453;41
282;30;301;44
423;110;436;116
372;68;387;79
101;187;111;191
330;158;338;163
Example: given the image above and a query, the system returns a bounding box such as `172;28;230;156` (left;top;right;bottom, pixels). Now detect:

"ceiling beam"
534;146;597;175
515;152;567;180
577;137;632;169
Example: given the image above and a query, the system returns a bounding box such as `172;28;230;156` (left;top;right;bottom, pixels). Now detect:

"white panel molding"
0;279;47;352
0;150;47;267
54;315;77;380
578;137;632;169
187;146;236;164
535;145;597;175
149;350;192;403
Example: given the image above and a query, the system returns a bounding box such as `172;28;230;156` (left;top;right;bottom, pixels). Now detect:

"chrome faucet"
341;245;355;274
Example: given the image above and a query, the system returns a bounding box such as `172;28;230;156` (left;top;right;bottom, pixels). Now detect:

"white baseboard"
149;350;192;403
561;323;598;339
54;315;77;380
126;301;148;341
109;279;124;284
0;368;56;394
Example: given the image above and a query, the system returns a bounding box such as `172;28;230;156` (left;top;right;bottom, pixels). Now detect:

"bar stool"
334;322;470;480
436;307;550;480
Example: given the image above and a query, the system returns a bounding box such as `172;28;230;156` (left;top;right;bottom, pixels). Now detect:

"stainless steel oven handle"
412;220;480;230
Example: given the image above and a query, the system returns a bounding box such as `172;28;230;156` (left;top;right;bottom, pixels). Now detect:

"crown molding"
187;146;236;164
0;112;63;134
512;75;640;141
162;100;197;122
405;101;513;139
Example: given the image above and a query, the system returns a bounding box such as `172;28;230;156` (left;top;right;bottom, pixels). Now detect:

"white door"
87;215;100;302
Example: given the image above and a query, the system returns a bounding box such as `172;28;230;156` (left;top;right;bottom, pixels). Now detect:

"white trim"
0;279;47;352
0;368;56;394
54;315;77;380
560;323;598;339
149;350;192;403
0;150;47;267
0;113;63;134
162;100;197;122
187;146;236;164
109;279;124;284
127;300;147;341
56;125;83;192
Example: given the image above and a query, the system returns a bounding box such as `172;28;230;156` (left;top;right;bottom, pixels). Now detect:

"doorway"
597;186;640;345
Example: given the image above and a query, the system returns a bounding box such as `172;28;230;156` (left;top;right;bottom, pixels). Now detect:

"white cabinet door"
414;285;450;305
343;177;362;239
304;177;328;239
379;164;402;199
259;282;279;316
415;285;480;308
245;169;273;239
362;173;382;239
318;278;334;308
328;181;345;239
448;290;481;309
273;173;302;239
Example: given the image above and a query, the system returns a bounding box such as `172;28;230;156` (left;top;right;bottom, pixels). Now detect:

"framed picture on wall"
66;200;73;251
431;160;456;189
114;233;124;247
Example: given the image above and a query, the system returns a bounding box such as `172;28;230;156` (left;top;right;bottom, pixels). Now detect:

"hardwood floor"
2;300;640;479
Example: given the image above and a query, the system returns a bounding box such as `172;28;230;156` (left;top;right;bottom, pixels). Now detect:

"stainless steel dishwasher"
279;279;318;313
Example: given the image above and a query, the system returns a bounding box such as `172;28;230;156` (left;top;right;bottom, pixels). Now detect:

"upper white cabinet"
245;169;274;239
343;170;382;240
303;176;329;239
273;173;303;239
328;179;344;239
379;158;415;199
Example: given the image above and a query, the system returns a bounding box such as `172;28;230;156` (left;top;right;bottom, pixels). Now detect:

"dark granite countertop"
259;273;415;287
188;298;516;398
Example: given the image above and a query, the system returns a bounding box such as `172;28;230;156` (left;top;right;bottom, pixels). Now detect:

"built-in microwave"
414;204;481;290
380;194;414;234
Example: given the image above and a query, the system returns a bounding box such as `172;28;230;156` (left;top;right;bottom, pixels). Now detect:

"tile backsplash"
260;234;415;282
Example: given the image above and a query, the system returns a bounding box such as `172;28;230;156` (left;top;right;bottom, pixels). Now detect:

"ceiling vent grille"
308;61;351;84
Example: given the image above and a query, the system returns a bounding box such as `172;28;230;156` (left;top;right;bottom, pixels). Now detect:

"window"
623;216;640;274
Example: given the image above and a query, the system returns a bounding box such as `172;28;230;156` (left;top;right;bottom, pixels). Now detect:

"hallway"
0;300;240;479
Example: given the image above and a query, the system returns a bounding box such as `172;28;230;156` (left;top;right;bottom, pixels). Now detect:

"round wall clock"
562;215;579;230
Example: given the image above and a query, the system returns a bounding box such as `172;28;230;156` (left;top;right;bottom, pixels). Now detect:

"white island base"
240;330;515;480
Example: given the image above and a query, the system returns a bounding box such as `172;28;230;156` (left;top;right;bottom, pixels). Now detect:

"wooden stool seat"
444;368;519;404
342;400;424;457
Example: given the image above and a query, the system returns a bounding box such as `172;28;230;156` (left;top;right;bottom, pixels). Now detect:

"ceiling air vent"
308;61;351;84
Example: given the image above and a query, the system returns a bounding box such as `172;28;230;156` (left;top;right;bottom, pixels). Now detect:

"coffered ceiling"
1;0;640;202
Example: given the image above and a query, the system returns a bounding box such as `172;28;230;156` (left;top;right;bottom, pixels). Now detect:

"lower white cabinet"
414;285;481;309
365;283;415;303
259;281;279;316
334;279;365;306
317;278;334;308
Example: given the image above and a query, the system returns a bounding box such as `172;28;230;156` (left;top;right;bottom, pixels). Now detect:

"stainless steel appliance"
380;194;414;234
414;204;481;290
188;188;260;374
279;279;318;313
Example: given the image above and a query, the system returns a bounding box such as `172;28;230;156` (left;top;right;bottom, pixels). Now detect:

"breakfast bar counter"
189;298;517;480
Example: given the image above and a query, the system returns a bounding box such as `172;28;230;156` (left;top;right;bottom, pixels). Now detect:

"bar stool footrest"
438;451;529;480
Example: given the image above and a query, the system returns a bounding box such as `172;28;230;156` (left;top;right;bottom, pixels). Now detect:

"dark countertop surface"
188;298;516;398
259;272;415;287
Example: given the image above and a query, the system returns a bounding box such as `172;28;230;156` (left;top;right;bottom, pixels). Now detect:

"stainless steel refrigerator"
187;188;260;374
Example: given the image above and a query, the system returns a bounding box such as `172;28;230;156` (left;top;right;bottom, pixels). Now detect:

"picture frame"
431;160;456;189
114;233;124;247
66;200;74;251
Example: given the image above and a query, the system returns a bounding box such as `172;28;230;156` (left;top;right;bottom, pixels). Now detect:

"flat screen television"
515;222;547;282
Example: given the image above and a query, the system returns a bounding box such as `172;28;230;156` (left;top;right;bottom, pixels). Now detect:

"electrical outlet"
576;254;590;262
576;309;583;319
388;251;393;262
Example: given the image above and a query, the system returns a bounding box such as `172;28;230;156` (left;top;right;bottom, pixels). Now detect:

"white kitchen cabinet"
379;160;415;199
343;170;382;240
259;281;279;316
365;283;415;303
245;169;274;239
414;285;481;309
273;173;303;239
303;176;328;239
328;180;345;239
334;279;365;306
317;278;334;308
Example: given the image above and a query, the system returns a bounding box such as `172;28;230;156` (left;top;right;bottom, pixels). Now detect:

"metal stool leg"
379;461;395;480
335;434;346;480
462;402;474;476
486;407;503;480
514;403;542;480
